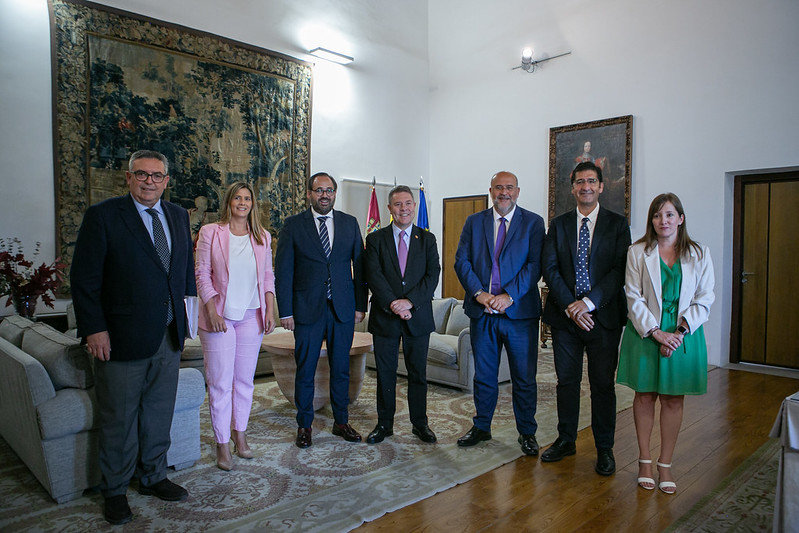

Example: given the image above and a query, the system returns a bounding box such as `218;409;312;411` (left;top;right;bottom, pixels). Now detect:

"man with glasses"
454;171;545;456
540;160;630;476
275;172;368;448
71;150;196;524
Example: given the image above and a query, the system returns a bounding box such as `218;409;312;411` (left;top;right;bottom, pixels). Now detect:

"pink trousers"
199;308;264;444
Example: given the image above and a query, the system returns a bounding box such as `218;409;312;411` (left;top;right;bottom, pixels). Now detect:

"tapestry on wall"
49;0;312;292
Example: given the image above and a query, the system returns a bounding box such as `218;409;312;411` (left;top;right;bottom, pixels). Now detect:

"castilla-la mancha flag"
366;186;381;234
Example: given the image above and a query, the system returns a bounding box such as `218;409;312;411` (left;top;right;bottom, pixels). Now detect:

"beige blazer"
624;241;714;337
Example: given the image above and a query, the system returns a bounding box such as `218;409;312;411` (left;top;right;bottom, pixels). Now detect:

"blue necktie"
490;217;507;294
575;217;591;299
318;216;332;299
146;208;173;325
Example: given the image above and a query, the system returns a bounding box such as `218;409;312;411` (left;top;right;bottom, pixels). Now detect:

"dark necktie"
398;230;408;276
146;208;173;324
575;217;591;299
490;217;507;294
318;216;332;299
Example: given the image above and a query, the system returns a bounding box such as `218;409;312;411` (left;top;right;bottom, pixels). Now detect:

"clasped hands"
476;291;513;314
566;300;594;331
390;299;413;320
652;328;684;358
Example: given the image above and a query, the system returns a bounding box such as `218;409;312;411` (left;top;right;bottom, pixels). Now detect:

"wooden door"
733;173;799;368
442;195;488;299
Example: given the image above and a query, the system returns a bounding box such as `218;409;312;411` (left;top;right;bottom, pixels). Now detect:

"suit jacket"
194;223;275;332
71;194;197;360
624;242;715;337
275;209;367;324
364;225;441;337
542;206;631;330
454;206;545;320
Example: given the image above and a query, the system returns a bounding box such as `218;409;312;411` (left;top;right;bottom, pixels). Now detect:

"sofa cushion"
445;302;470;336
0;315;35;347
427;333;458;366
432;298;455;334
21;323;94;390
181;337;204;361
37;387;96;440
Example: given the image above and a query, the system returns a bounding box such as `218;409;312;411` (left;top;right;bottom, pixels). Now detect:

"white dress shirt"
223;231;260;320
311;207;334;247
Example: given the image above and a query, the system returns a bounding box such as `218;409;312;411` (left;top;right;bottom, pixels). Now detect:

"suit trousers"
293;301;355;428
199;309;264;444
94;327;180;497
551;321;622;449
470;314;539;435
373;331;430;428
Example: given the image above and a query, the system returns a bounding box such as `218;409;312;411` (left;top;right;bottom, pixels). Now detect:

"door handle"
741;271;756;284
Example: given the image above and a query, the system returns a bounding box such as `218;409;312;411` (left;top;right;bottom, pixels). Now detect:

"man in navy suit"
71;150;196;525
363;185;441;444
540;161;631;476
276;172;368;448
454;171;545;455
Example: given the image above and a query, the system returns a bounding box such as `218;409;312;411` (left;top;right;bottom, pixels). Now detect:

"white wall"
426;0;799;366
0;0;429;313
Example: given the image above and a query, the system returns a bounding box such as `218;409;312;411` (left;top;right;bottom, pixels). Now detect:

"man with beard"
454;171;545;456
275;172;368;448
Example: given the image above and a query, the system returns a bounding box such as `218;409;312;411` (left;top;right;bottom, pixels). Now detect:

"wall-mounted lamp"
309;47;354;65
514;47;571;73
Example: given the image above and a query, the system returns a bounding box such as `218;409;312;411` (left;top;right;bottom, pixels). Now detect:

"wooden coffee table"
262;331;373;411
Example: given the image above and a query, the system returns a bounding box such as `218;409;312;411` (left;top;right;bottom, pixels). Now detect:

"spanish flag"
366;186;381;234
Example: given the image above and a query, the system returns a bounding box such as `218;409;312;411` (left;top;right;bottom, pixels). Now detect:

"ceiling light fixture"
309;47;354;65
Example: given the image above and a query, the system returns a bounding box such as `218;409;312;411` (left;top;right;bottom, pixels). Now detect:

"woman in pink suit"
196;182;276;470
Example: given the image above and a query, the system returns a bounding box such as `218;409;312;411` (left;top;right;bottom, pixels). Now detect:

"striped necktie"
146;208;173;325
318;216;332;299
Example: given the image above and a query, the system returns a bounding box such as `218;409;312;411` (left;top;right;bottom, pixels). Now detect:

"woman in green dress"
617;193;715;494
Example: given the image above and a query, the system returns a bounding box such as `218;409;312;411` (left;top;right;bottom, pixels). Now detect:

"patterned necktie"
398;230;408;276
575;217;591;299
146;208;173;325
490;217;507;294
318;216;332;299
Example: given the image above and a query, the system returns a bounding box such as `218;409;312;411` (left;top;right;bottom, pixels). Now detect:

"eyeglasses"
132;170;167;183
311;187;336;195
492;185;517;192
573;178;598;186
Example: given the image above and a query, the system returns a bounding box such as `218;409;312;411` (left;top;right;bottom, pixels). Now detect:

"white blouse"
223;232;260;320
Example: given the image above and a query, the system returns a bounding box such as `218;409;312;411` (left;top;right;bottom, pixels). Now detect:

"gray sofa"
362;297;511;391
0;315;205;503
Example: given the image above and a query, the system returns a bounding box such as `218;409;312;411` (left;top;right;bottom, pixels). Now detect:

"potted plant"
0;238;66;318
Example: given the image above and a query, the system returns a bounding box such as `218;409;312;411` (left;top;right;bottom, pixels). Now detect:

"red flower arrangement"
0;238;66;316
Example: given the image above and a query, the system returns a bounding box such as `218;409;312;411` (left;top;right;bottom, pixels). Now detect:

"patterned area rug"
666;438;780;532
0;350;634;532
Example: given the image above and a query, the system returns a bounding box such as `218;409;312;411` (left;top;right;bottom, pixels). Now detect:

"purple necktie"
490;217;507;294
398;230;408;276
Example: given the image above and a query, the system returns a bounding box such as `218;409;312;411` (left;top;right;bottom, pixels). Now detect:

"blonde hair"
217;182;266;245
635;192;702;259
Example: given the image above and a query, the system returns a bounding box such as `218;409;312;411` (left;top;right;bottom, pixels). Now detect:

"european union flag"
417;186;429;230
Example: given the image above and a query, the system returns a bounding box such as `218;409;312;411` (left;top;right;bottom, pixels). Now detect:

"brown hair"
218;182;267;245
635;192;702;258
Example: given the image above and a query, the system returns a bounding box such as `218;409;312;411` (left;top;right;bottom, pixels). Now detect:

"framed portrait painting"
548;115;632;221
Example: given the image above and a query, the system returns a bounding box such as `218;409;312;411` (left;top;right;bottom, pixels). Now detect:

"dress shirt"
132;198;172;251
223;231;260;320
311;207;334;247
574;203;599;312
490;206;516;293
392;223;412;255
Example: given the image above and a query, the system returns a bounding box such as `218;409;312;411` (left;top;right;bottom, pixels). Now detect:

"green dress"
617;259;707;395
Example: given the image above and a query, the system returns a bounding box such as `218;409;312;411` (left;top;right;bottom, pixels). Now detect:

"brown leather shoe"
332;423;362;442
296;427;312;448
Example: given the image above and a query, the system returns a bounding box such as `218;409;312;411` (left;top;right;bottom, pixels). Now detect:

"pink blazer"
195;223;275;332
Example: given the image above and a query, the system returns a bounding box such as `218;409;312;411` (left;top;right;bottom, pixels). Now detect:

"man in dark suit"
71;150;196;525
276;172;368;448
363;185;441;444
540;161;631;476
454;171;545;456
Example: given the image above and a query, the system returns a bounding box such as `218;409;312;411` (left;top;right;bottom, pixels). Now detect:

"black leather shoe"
541;438;577;462
296;427;312;448
138;478;188;502
366;424;393;444
412;424;437;443
332;423;362;442
457;426;492;447
518;434;539;456
103;494;132;525
595;448;616;476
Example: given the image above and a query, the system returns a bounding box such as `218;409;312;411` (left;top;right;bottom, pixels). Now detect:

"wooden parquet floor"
357;367;799;532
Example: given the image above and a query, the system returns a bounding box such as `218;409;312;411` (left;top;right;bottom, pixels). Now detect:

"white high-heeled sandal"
637;459;655;490
657;461;677;494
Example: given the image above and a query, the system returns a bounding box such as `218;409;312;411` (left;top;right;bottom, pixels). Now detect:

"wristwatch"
676;324;689;336
474;290;484;298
